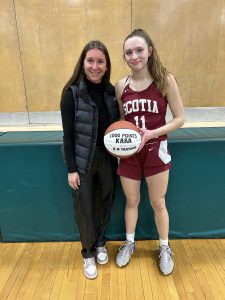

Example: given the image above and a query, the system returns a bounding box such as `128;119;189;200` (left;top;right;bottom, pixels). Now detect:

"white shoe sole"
84;270;98;279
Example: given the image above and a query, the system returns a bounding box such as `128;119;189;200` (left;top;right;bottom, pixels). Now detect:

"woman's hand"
137;128;158;152
68;172;80;190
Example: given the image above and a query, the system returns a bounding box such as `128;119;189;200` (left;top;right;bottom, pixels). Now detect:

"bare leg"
145;170;170;240
120;176;141;234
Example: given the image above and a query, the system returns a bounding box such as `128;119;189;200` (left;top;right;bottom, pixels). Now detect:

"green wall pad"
0;127;225;242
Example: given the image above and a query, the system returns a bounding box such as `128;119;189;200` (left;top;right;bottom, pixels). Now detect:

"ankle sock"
160;238;169;247
126;232;135;243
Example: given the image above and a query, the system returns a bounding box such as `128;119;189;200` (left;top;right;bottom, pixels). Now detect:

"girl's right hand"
68;172;80;190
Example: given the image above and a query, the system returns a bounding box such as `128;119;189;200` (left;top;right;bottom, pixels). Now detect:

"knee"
126;197;140;209
151;198;166;214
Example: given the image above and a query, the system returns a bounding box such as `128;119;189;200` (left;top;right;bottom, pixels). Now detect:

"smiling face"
124;36;151;72
83;48;107;83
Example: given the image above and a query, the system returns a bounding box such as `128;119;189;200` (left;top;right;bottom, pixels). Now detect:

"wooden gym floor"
0;239;225;299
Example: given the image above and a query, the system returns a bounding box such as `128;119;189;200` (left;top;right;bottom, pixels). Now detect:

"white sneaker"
116;240;136;267
159;245;174;275
96;246;108;264
83;257;98;279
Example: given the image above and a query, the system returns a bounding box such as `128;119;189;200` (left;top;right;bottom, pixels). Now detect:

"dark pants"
72;147;116;259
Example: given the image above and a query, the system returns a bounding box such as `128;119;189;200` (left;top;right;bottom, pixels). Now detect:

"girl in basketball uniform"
115;29;184;275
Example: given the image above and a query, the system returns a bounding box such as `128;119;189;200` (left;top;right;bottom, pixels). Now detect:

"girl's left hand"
137;128;157;152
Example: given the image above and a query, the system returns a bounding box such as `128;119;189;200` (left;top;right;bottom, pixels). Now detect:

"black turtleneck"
86;79;110;146
60;78;110;173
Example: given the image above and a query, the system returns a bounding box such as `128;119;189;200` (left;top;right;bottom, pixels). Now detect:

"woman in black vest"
60;40;119;279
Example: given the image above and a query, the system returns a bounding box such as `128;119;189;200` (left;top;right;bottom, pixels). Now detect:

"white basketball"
104;120;141;158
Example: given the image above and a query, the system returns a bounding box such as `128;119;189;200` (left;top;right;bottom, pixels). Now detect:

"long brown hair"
123;29;169;94
61;40;111;98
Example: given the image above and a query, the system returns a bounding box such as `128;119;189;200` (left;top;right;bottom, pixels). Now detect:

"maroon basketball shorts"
117;139;171;180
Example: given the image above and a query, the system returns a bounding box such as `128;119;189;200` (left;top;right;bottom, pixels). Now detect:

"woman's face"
83;48;107;83
124;36;151;72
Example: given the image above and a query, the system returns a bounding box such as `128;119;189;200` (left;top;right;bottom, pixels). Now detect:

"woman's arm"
115;79;127;120
60;89;80;189
60;89;76;172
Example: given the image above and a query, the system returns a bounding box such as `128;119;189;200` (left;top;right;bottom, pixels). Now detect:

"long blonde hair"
124;29;169;94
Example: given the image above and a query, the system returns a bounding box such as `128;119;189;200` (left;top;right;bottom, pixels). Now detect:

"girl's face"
83;48;107;83
124;36;151;72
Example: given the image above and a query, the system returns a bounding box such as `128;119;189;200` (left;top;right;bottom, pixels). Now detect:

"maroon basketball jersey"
121;81;168;141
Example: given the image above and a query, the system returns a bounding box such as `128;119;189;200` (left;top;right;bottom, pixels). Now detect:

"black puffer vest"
70;79;119;174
